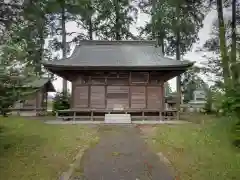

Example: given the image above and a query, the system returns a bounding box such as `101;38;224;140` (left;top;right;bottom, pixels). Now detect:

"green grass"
147;116;240;180
0;117;99;180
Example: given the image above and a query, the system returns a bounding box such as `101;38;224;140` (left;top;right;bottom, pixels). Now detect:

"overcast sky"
51;9;217;92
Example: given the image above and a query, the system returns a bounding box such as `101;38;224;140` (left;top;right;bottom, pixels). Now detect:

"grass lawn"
146;115;240;180
0;117;99;180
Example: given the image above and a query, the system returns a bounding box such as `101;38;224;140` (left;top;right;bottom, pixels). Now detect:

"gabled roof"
43;40;194;71
24;78;55;92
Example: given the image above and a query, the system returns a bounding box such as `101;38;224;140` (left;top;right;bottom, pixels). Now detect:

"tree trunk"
175;4;181;120
231;0;238;84
61;1;67;94
216;0;231;89
151;0;156;39
88;1;93;40
176;35;181;119
161;37;165;55
88;17;93;40
36;22;45;76
114;0;121;40
157;33;165;55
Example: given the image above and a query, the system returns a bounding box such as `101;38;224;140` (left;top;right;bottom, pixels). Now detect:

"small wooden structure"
187;88;207;112
165;94;177;110
43;40;193;121
11;78;55;116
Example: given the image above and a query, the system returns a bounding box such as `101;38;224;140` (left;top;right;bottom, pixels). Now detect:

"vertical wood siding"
147;86;161;109
71;72;166;110
107;86;129;109
130;86;146;109
90;86;105;108
74;86;89;108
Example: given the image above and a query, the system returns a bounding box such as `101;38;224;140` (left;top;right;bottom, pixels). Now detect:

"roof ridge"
78;40;157;46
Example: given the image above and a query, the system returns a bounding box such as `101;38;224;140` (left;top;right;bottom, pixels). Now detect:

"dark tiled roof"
25;78;49;87
43;40;194;70
25;78;55;92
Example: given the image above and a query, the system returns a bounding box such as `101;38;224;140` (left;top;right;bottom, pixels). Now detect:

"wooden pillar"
145;72;149;109
44;88;48;111
129;72;131;108
88;76;91;108
159;82;164;121
35;90;41;115
105;85;107;110
161;82;165;110
71;82;75;108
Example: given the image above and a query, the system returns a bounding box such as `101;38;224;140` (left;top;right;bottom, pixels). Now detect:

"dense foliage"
52;92;70;115
0;65;34;116
0;66;20;116
200;0;240;147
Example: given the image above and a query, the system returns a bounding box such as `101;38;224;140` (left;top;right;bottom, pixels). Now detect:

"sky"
51;9;217;93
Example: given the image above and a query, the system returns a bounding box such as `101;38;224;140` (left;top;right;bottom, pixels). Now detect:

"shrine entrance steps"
104;114;131;124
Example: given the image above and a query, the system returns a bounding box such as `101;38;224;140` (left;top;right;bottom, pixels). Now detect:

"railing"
56;108;178;121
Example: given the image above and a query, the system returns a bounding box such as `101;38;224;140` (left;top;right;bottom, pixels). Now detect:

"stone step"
104;114;131;124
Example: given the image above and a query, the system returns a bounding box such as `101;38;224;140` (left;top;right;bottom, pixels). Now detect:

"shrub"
204;89;213;113
221;84;240;148
52;92;70;115
232;120;240;148
221;85;240;118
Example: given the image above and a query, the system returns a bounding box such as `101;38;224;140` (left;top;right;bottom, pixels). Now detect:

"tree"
0;65;20;116
75;0;95;40
181;66;208;102
139;0;208;116
2;0;57;77
202;0;240;89
0;0;55;116
94;0;138;40
216;0;231;89
139;0;207;55
21;0;50;75
46;0;93;93
0;0;23;45
230;0;238;84
0;63;35;116
203;0;240;148
164;82;172;96
46;0;69;93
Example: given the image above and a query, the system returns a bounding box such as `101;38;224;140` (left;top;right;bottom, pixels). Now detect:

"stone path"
72;125;173;180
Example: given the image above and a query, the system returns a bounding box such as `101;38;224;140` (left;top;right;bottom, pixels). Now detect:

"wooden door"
147;86;162;109
90;86;105;109
74;86;89;108
130;86;146;109
106;86;129;110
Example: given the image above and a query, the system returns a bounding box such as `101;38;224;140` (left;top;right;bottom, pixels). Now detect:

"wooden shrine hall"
43;40;193;122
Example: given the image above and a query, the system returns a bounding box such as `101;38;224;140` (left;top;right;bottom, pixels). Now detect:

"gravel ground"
71;125;174;180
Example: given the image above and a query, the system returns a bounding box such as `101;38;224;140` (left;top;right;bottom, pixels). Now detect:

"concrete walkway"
71;125;174;180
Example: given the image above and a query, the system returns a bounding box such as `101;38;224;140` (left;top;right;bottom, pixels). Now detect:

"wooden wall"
22;88;46;110
71;72;165;110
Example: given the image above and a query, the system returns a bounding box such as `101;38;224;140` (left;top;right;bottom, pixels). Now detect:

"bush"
221;85;240;118
52;92;70;115
221;84;240;148
232;120;240;148
204;89;213;113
